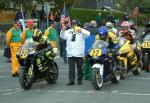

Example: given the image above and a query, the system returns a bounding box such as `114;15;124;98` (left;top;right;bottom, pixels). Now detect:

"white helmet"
112;28;118;34
121;21;130;27
106;22;113;28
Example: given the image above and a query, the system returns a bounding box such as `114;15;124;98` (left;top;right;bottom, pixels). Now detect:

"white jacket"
60;28;90;57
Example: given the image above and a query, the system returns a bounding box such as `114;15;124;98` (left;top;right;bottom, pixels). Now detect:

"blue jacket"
85;35;96;56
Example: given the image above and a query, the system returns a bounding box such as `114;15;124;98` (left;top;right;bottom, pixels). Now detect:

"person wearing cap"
44;20;58;48
21;20;34;44
60;19;90;85
6;21;22;77
84;20;97;81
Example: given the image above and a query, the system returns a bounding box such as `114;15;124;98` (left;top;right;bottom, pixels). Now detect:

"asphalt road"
0;52;150;103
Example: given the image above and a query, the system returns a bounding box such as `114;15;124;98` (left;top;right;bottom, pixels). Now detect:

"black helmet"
32;29;42;42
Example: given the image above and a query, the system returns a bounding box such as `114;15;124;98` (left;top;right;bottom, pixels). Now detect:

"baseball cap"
27;20;34;26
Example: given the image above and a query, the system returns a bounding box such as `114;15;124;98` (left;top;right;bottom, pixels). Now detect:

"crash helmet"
32;29;43;42
106;22;113;29
98;26;108;40
121;21;130;30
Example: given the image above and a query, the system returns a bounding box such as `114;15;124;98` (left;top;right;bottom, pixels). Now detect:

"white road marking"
47;90;104;94
129;77;150;80
1;88;150;96
116;92;150;96
2;89;23;96
112;90;119;93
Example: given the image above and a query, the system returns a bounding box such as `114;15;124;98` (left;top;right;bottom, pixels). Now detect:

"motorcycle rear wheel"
46;62;59;84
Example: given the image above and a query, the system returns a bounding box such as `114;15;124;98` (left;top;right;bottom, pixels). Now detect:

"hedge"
69;8;150;26
70;8;124;24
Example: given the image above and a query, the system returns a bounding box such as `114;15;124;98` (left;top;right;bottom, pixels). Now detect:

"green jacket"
45;27;57;41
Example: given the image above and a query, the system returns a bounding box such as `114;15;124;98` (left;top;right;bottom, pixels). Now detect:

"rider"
106;22;118;36
119;21;136;44
97;26;119;72
98;26;119;49
32;29;57;60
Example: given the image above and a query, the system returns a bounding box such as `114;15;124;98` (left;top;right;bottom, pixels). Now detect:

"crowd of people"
3;10;150;86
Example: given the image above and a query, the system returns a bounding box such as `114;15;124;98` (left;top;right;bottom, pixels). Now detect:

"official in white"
60;19;90;85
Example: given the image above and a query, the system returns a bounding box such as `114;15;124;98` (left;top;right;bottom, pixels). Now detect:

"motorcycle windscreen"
88;40;108;58
17;39;36;58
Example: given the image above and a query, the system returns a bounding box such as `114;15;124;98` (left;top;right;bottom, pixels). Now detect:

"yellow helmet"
33;29;42;42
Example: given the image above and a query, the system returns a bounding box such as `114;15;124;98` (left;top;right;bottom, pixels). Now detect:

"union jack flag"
60;3;71;28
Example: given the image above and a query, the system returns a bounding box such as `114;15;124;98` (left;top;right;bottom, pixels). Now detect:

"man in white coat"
60;19;90;85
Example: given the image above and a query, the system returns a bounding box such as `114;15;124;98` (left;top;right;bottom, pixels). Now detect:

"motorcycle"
16;39;59;90
87;40;121;90
141;34;150;72
117;37;141;78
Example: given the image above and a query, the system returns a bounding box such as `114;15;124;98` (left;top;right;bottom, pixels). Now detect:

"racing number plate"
142;41;150;48
20;50;28;58
89;49;102;58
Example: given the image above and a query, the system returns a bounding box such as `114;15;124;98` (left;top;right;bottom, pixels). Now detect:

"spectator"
96;12;102;27
6;21;22;77
44;20;58;48
60;21;71;63
31;5;40;19
21;20;34;44
15;8;26;21
84;20;97;81
39;6;46;33
3;29;11;62
60;19;90;85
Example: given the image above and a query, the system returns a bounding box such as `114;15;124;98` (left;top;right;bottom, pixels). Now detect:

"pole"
46;3;49;28
20;4;25;30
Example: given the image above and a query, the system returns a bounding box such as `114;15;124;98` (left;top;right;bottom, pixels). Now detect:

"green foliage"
70;8;150;26
70;8;125;25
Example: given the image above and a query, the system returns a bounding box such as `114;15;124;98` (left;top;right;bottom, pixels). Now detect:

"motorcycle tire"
19;67;33;90
120;61;127;80
111;68;121;84
46;62;59;84
92;68;103;90
143;55;150;72
132;65;141;75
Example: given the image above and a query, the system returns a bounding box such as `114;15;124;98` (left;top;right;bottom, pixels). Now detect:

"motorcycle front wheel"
120;61;127;79
19;66;34;90
92;68;103;90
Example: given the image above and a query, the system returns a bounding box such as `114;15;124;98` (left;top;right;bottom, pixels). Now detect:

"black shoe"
78;81;83;85
12;73;19;77
67;82;74;86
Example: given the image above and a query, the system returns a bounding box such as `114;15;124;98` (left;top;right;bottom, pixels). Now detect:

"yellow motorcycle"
117;37;141;79
141;34;150;72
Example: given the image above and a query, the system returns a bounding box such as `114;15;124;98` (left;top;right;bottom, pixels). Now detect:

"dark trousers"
68;57;83;83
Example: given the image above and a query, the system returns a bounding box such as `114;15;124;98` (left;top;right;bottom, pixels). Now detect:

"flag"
60;3;71;28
